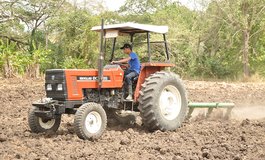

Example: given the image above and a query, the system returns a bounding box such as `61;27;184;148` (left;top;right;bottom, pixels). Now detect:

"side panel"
65;68;123;100
134;62;175;101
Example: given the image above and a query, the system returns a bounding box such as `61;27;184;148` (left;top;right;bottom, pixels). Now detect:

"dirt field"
0;78;265;160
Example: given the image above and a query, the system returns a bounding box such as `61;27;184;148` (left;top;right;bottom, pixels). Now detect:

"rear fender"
134;62;175;102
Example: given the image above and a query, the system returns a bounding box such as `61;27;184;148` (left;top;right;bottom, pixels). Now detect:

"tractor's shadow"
28;115;147;140
106;115;146;132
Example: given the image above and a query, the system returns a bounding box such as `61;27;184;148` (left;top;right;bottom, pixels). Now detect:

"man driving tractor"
111;43;141;100
28;22;190;140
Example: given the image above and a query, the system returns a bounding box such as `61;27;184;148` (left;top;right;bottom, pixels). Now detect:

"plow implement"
187;102;235;119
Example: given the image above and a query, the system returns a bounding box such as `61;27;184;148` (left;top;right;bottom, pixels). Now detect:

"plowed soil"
0;78;265;160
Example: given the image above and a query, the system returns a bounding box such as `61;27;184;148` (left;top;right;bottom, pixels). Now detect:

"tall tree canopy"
1;0;265;79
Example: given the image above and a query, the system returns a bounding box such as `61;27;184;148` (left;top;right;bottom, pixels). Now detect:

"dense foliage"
0;0;265;79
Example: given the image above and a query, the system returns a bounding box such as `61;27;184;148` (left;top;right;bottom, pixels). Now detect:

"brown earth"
0;78;265;160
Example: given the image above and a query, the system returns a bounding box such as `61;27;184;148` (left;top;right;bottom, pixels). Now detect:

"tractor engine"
43;65;124;110
84;88;122;109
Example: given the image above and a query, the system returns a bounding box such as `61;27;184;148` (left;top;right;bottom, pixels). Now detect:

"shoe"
126;95;132;100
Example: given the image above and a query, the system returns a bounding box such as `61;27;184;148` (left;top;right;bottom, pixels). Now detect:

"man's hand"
111;57;130;64
111;61;117;64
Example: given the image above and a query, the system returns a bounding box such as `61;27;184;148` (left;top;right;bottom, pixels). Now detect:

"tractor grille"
45;69;67;100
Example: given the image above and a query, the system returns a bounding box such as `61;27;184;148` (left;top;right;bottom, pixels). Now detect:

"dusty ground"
0;78;265;160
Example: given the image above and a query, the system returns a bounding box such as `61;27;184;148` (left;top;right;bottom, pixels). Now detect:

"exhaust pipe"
98;19;104;89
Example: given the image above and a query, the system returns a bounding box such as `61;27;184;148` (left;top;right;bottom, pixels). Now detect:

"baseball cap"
120;43;132;50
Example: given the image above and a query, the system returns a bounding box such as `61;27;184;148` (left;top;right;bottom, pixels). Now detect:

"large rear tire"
74;102;107;140
139;71;188;131
28;106;61;133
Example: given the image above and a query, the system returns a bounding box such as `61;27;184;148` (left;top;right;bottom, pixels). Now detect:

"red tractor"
28;21;188;140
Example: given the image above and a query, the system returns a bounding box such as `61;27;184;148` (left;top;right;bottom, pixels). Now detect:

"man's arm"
111;57;131;64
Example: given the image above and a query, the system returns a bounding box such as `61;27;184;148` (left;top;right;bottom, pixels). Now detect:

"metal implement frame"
187;102;235;119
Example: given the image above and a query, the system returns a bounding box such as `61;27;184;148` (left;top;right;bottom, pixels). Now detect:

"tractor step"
187;102;235;119
123;99;134;111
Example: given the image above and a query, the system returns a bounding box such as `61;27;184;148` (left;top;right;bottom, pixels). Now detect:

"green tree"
209;0;265;78
47;5;99;69
0;0;65;77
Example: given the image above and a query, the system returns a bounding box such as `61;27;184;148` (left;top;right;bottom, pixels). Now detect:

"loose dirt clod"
0;78;265;159
0;135;7;142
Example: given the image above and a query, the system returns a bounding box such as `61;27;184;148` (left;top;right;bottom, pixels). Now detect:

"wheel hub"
159;85;182;120
85;111;102;134
39;118;55;129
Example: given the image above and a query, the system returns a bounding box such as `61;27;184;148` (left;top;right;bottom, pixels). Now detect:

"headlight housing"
46;84;52;91
57;84;63;91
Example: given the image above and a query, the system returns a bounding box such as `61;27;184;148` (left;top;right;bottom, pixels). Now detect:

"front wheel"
139;71;188;131
28;106;61;133
74;102;107;140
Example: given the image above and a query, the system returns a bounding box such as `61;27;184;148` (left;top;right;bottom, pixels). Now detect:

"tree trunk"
35;63;40;78
26;63;40;78
29;28;36;54
3;58;13;78
44;22;49;50
242;29;250;78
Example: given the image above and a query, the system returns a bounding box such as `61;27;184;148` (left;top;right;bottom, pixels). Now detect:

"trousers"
124;69;138;95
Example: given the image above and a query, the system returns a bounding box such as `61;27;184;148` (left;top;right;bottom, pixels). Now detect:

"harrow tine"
206;108;214;118
187;107;194;119
224;107;233;119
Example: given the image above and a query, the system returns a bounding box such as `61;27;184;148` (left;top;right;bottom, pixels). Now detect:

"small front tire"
74;102;107;140
28;106;61;133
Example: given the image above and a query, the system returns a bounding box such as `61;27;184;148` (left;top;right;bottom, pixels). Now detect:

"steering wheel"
111;58;129;70
113;62;128;70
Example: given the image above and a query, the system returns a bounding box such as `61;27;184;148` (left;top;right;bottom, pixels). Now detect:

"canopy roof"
91;22;168;34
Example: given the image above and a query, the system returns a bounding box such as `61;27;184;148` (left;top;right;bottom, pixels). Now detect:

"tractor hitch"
34;110;55;119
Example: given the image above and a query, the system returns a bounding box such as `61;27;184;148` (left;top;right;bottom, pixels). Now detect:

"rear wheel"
74;102;107;140
28;106;61;133
139;71;188;131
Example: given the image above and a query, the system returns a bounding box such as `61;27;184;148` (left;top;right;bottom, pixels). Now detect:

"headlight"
46;84;52;91
57;84;63;91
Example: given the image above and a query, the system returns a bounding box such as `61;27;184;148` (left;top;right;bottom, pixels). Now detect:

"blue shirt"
129;52;141;74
